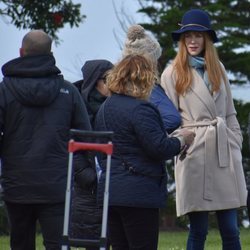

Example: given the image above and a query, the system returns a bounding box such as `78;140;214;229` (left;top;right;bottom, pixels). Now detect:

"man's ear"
19;48;24;57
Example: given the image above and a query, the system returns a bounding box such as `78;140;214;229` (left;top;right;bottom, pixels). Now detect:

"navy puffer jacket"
95;94;181;208
0;54;91;203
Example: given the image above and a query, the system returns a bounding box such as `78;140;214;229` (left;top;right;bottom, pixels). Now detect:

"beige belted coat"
161;64;247;217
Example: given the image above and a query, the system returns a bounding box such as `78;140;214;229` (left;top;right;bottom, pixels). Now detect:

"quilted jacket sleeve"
132;103;181;160
150;84;181;134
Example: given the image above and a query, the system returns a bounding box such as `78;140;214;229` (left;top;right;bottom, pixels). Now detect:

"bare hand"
178;129;195;146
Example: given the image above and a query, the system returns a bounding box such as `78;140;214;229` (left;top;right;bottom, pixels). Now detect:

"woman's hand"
175;129;195;160
179;128;195;147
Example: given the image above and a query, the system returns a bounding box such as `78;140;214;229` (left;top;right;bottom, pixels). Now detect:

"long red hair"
173;32;226;95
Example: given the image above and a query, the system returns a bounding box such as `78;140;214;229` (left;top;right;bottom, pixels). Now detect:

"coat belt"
182;117;229;201
182;117;229;168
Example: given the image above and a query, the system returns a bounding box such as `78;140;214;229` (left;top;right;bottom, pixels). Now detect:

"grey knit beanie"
122;24;162;63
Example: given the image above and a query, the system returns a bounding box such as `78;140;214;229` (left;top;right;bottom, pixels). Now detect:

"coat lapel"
190;70;217;117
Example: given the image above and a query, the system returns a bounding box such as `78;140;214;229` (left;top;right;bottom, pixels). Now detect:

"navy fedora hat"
172;9;218;43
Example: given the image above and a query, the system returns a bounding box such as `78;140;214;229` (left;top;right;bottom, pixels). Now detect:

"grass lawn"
0;228;249;249
158;228;250;250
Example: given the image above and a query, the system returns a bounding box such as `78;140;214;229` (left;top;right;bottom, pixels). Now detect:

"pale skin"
184;31;205;56
96;78;110;97
19;30;52;57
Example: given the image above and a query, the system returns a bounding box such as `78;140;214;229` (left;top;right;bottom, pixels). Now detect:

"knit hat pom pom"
127;25;145;41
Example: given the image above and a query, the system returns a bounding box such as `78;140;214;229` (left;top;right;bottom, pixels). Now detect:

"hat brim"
172;26;218;43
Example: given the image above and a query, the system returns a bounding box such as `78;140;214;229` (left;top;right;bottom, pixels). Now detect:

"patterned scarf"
188;56;212;92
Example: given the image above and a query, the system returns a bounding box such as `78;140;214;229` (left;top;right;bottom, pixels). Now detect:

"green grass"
0;228;249;249
158;228;250;250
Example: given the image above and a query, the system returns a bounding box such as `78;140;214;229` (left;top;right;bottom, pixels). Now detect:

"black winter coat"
95;94;181;208
73;59;113;125
0;54;91;203
70;60;113;244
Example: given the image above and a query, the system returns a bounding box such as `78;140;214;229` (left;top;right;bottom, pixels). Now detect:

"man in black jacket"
0;30;91;250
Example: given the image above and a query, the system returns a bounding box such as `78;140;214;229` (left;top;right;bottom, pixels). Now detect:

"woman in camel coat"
161;9;247;250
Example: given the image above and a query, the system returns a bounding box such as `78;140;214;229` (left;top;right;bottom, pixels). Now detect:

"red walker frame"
62;129;113;250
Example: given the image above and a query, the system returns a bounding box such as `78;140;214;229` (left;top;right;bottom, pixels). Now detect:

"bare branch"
112;0;136;50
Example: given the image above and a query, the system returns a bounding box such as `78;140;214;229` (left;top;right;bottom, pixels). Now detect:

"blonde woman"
161;9;247;250
95;54;195;250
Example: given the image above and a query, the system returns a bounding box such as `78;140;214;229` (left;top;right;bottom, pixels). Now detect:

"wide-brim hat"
172;9;218;43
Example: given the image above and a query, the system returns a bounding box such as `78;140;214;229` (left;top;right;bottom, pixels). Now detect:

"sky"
0;0;249;102
0;0;141;82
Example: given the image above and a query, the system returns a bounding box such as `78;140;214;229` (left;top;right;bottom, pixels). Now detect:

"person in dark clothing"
70;59;113;250
248;181;250;220
150;84;181;134
95;55;195;250
122;24;182;134
0;30;91;250
74;59;113;125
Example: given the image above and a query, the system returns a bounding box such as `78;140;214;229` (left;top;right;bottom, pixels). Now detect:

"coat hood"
80;59;113;102
2;54;61;77
1;54;62;106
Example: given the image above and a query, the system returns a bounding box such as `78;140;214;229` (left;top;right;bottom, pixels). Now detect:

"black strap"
100;99;167;179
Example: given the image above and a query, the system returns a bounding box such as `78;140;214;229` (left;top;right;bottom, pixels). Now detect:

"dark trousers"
187;209;241;250
108;206;159;250
5;201;65;250
247;190;250;220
